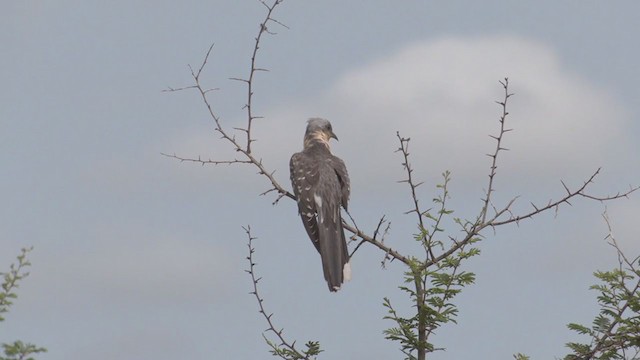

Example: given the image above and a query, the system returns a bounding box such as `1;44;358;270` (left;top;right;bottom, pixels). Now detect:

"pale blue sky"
2;1;639;359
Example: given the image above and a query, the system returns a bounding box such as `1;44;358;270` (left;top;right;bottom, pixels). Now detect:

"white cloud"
239;36;632;198
166;35;634;219
346;37;626;173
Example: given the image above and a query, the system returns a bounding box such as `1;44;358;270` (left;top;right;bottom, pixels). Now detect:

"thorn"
229;77;249;83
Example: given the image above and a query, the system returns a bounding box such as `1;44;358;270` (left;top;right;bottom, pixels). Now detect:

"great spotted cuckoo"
290;118;351;292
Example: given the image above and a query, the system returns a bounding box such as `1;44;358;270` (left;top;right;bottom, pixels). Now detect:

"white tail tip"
343;262;352;282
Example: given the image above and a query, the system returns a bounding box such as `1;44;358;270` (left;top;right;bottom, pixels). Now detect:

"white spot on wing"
313;194;322;208
313;193;323;223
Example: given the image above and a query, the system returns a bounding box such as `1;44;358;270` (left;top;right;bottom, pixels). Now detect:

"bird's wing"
316;159;350;291
330;155;350;211
290;152;321;253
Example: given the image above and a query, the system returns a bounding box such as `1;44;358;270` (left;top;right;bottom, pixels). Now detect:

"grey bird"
290;118;351;292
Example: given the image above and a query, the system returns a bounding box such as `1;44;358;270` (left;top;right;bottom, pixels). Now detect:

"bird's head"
304;118;338;148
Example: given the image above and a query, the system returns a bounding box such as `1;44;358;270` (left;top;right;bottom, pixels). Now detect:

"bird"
290;118;351;292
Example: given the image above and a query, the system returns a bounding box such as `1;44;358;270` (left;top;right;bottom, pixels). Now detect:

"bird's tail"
319;215;350;292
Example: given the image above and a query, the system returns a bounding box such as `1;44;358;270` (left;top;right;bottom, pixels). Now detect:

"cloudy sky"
2;1;639;359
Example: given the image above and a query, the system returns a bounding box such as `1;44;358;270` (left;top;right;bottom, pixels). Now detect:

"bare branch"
603;210;637;274
396;132;435;261
163;0;293;205
160;152;252;166
490;168;638;226
480;77;513;224
195;42;216;80
349;215;385;259
343;208;360;236
237;0;287;154
419;79;637;272
343;222;410;266
244;225;312;359
162;85;201;93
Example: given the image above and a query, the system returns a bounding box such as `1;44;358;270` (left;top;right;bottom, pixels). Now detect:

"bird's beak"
329;130;338;141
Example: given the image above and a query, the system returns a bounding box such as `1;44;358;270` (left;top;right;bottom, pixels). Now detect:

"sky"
2;1;639;359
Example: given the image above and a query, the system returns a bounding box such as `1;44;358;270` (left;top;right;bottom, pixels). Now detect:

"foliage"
564;217;640;360
513;354;531;360
0;248;46;360
1;341;46;360
265;338;322;360
382;172;480;359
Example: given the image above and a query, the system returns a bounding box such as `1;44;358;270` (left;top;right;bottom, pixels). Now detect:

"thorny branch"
480;77;513;224
160;153;252;166
348;215;393;266
163;0;292;205
425;168;637;270
418;79;638;270
345;222;410;266
229;0;288;154
396;132;436;261
164;12;414;263
244;226;313;360
489;168;637;227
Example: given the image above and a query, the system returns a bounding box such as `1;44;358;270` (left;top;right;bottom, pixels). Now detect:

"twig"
480;77;513;224
396;132;435;261
244;225;309;359
160;152;252;166
490;168;638;227
349;215;385;259
163;1;294;204
343;222;409;266
421;81;638;271
232;0;288;154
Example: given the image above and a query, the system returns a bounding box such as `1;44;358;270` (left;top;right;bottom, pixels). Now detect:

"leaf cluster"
565;257;640;360
0;248;32;322
1;341;46;360
383;173;480;358
0;248;46;360
265;339;322;360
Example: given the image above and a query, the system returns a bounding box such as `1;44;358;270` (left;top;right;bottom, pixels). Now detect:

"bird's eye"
327;124;332;131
